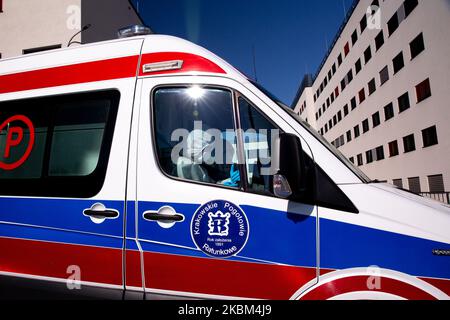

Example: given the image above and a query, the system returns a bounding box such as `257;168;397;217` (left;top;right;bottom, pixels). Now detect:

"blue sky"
131;0;353;106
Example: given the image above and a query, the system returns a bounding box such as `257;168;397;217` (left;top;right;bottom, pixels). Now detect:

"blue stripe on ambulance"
320;217;450;280
0;197;449;280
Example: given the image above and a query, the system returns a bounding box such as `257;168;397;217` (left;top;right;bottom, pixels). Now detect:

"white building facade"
294;0;450;201
0;0;143;59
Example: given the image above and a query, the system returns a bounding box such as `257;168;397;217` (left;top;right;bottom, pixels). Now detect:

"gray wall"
0;0;81;58
81;0;144;43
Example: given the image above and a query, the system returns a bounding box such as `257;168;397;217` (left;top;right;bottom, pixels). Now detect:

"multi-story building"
293;0;450;202
0;0;144;59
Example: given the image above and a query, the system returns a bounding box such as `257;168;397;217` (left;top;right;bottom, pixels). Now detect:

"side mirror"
272;133;306;200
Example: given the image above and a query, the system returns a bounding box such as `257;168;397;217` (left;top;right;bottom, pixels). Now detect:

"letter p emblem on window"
4;126;24;158
0;115;35;171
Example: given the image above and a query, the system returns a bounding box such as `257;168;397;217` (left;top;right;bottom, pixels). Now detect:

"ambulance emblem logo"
208;211;230;236
191;200;249;258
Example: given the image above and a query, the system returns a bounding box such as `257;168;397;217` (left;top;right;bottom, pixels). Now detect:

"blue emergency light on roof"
117;25;152;38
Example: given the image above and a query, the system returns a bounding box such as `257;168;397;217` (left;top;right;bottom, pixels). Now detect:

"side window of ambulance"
0;90;119;197
153;87;241;188
238;96;279;195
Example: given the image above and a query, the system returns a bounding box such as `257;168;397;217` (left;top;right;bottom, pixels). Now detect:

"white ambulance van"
0;26;449;300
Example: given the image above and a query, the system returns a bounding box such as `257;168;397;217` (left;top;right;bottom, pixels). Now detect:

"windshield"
249;80;371;183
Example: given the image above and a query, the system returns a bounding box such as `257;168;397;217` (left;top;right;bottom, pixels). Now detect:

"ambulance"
0;25;449;300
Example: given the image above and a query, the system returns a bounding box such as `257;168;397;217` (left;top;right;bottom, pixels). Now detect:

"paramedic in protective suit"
176;129;241;188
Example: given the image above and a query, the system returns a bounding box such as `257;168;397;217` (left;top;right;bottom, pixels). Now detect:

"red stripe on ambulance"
142;251;317;300
0;52;226;95
0;237;122;286
0;56;139;95
299;275;438;300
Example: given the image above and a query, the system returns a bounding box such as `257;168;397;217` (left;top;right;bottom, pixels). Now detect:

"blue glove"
223;164;240;187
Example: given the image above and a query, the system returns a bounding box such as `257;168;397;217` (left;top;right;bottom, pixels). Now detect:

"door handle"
83;209;119;219
142;206;185;228
143;211;184;222
83;203;119;223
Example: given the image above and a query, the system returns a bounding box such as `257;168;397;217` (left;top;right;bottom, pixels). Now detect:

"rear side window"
0;90;119;197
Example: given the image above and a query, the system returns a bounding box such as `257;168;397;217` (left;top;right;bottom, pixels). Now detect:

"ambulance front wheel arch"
290;267;449;300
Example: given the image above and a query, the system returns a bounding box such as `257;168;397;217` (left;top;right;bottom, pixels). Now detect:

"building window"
376;146;385;161
372;112;381;128
23;44;62;55
408;177;421;193
368;78;376;95
355;59;362;74
404;0;419;18
389;140;399;157
338;54;343;66
379;66;389;85
393;52;405;74
403;134;416;153
331;92;335;103
359;88;366;104
352;30;358;45
357;154;363;166
351;97;357;110
0;0;3;12
362;119;370;133
354;125;360;138
366;150;374;164
335;87;339;98
337;111;342;122
344;42;350;57
347;130;352;142
333;115;337;126
398;92;410;113
422;125;438;148
332;63;336;74
393;179;403;189
341;79;346;91
343;104;349;116
326;98;330;108
410;33;425;60
388;12;399;36
325;124;328;133
360;14;367;33
347;69;353;84
416;78;432;103
375;30;384;51
364;46;372;64
350;157;355;164
428;174;445;193
384;102;394;121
